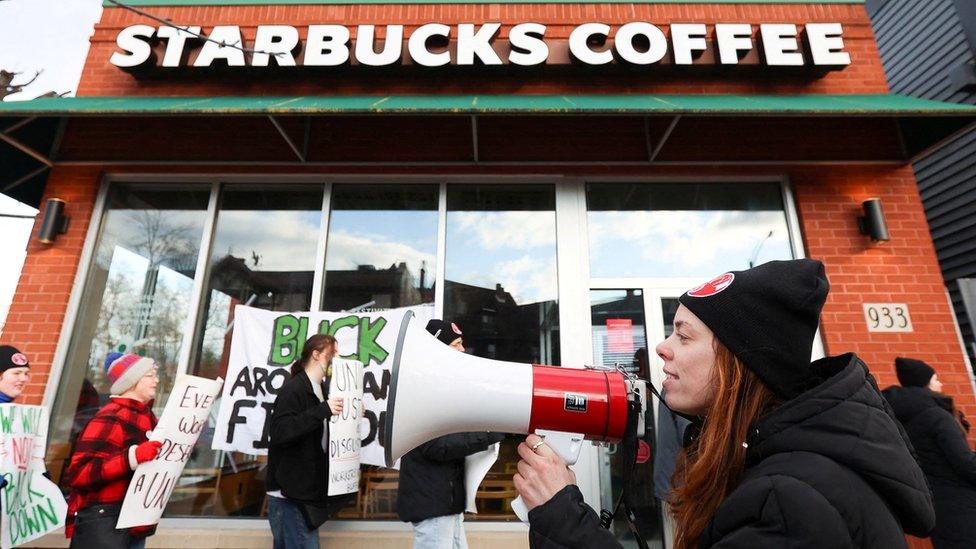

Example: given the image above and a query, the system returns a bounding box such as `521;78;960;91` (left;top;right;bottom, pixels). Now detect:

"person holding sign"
266;334;347;549
397;319;506;549
64;352;162;549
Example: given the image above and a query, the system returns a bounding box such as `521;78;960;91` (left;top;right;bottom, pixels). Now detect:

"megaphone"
383;310;643;468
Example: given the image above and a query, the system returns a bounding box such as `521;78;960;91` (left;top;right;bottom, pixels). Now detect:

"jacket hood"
746;353;934;536
882;385;953;424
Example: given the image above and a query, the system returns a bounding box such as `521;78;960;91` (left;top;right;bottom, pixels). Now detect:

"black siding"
868;0;976;366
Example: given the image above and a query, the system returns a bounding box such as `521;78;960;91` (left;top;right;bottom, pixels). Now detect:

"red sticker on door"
636;439;651;464
687;272;735;298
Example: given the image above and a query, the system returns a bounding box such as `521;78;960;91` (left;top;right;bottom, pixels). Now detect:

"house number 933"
863;303;913;332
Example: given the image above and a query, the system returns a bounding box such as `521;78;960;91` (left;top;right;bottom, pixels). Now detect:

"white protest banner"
328;358;365;495
0;404;67;549
117;375;223;529
212;304;433;466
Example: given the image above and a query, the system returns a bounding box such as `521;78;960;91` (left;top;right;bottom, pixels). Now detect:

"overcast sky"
0;0;103;331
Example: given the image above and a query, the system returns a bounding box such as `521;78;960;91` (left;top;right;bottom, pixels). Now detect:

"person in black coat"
513;259;935;548
396;319;506;548
883;357;976;549
266;334;348;549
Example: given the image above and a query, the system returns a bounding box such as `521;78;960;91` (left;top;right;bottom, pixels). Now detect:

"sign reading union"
110;22;851;71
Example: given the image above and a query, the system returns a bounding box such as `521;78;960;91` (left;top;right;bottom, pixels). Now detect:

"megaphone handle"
512;430;585;523
512;495;531;522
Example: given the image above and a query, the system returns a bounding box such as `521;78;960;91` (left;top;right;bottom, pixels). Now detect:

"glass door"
590;288;682;549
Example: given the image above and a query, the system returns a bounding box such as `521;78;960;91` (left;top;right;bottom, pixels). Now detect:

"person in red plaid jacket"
64;352;163;549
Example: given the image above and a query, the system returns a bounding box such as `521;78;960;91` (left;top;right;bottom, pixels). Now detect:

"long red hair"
669;343;779;549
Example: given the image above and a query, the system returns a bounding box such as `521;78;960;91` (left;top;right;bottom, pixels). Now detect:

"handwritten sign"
328;358;365;495
213;304;432;467
117;375;223;529
0;404;67;549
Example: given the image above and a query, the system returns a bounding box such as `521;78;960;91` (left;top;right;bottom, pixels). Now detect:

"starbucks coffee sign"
110;22;851;71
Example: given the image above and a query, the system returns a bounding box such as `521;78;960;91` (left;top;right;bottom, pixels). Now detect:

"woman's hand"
512;433;577;511
327;395;344;416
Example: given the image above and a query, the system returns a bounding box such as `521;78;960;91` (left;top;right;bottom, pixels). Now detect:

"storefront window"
46;183;211;490
323;184;440;520
587;182;794;278
323;184;438;311
175;184;324;518
444;183;560;520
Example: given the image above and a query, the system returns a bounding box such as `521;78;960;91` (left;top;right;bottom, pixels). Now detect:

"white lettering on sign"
109;22;852;71
863;303;913;333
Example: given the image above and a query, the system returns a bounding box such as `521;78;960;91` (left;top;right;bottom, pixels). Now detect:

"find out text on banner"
0;404;67;549
212;304;433;467
117;375;224;529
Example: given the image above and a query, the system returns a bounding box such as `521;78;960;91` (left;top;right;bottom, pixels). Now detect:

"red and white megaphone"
383;311;646;518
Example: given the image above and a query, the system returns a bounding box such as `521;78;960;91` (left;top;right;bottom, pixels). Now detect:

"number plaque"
863;303;913;333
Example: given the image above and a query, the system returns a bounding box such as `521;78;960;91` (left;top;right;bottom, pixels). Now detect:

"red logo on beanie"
10;353;28;366
687;273;735;298
451;323;462;335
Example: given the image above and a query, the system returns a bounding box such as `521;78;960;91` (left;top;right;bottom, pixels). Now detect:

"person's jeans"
412;513;468;549
268;496;320;549
68;504;148;549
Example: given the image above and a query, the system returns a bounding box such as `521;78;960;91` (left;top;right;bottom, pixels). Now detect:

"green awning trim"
106;1;865;6
1;94;973;116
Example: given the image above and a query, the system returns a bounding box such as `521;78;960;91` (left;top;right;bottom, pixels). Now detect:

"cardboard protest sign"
0;404;67;549
328;358;365;495
117;375;223;529
212;304;433;467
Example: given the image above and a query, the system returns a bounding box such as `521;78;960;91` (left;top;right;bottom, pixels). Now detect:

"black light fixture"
37;198;70;244
858;198;890;243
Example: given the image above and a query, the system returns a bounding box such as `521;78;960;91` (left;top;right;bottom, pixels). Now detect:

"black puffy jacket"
267;370;333;502
396;432;504;523
528;354;935;548
883;385;976;548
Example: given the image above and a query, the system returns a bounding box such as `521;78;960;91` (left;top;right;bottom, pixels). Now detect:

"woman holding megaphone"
266;334;348;549
514;259;936;548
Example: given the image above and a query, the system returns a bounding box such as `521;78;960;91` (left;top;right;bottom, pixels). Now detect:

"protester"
883;357;976;548
64;352;161;549
0;345;31;496
0;345;30;403
266;333;346;549
397;319;506;549
513;259;935;548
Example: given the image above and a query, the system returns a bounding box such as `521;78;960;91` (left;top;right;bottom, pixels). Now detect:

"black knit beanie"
678;259;830;400
0;345;30;374
895;357;936;388
425;319;463;345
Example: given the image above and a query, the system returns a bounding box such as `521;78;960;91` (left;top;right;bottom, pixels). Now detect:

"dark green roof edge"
1;94;972;115
105;0;866;6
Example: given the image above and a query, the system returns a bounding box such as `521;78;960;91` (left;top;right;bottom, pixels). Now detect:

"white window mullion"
434;182;448;319
176;181;220;377
311;182;332;311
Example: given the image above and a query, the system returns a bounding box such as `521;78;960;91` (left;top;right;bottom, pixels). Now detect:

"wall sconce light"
37;198;70;244
858;198;890;243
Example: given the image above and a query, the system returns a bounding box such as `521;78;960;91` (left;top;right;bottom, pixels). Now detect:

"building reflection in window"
178;184;324;518
323;184;438;312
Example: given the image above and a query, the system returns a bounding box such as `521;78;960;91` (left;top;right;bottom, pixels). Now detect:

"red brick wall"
3;167;102;404
79;3;888;96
